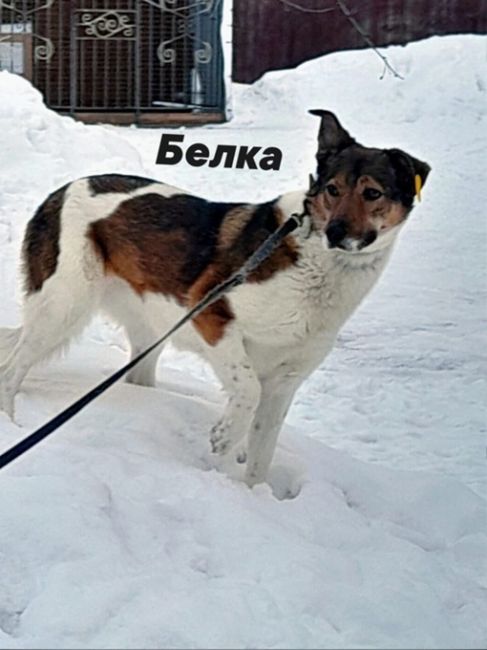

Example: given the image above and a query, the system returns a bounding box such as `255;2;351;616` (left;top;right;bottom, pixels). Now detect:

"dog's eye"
326;184;340;198
363;188;383;201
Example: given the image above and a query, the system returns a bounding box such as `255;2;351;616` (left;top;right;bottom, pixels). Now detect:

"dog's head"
306;110;430;252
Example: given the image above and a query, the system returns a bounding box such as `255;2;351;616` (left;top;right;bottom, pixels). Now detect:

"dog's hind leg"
102;280;160;388
0;328;21;363
0;272;103;419
124;320;161;388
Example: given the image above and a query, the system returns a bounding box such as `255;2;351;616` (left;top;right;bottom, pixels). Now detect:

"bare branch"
335;0;404;79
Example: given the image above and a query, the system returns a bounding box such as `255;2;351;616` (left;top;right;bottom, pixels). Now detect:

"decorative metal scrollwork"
141;0;217;66
34;35;54;60
142;0;215;14
0;0;55;15
78;11;136;40
0;0;224;111
157;30;214;67
157;36;213;67
194;40;212;64
0;0;55;61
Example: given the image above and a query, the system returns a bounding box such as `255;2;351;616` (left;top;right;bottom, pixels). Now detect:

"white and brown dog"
0;111;429;486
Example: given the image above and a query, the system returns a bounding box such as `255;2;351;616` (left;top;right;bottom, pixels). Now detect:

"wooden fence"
233;0;487;83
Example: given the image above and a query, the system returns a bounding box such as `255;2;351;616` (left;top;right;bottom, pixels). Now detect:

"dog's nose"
326;219;347;248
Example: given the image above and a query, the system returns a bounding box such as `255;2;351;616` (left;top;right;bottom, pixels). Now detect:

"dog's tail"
0;327;21;362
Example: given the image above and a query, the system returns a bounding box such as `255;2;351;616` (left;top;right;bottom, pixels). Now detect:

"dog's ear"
308;173;319;195
386;148;431;206
309;109;356;157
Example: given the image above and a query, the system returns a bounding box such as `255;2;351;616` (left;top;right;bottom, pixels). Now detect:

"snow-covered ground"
0;35;486;649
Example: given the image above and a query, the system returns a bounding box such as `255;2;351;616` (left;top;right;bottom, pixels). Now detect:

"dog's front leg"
244;372;304;487
201;325;261;457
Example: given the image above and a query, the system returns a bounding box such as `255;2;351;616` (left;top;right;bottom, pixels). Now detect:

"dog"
0;110;430;487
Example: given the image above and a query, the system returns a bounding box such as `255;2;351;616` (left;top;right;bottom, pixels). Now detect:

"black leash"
0;212;304;470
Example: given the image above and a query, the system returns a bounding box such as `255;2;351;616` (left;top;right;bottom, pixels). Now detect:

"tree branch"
277;0;336;14
335;0;404;79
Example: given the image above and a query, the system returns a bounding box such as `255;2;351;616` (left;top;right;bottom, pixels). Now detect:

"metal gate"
0;0;226;124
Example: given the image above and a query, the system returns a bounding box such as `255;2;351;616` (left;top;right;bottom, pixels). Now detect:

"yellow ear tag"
414;174;422;202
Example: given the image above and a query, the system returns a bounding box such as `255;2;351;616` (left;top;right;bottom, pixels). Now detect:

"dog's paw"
210;421;248;459
267;465;304;501
210;421;233;455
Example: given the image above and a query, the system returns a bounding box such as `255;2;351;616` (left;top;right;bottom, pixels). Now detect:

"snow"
0;34;486;649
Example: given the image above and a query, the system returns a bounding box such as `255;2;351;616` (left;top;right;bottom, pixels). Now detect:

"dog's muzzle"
326;219;378;251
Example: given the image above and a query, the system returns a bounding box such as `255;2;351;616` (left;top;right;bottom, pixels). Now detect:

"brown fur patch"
22;184;68;294
89;193;299;346
220;203;299;284
89;193;232;302
218;205;255;249
379;202;408;229
192;302;235;346
88;174;155;195
187;204;299;344
188;264;235;345
90;225;191;300
247;228;298;284
202;204;299;288
307;192;330;229
95;227;190;298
